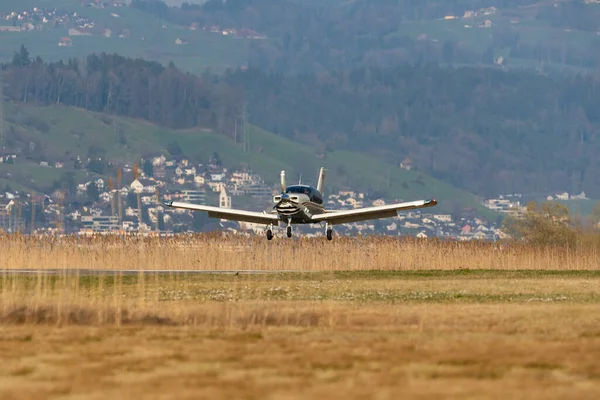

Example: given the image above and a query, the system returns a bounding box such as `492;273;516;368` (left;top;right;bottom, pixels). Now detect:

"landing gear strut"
326;223;333;241
266;223;274;240
286;218;292;238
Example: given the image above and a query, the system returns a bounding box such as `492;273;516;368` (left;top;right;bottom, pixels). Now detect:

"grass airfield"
2;236;600;398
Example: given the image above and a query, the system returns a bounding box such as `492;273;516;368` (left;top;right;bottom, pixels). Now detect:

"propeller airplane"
164;167;438;240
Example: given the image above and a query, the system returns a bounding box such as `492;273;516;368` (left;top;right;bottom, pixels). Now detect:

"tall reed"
0;233;599;271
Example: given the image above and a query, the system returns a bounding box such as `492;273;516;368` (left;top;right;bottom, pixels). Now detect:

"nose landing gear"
326;223;333;241
286;218;292;238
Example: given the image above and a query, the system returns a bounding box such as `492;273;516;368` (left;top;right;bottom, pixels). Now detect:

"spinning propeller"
272;170;288;209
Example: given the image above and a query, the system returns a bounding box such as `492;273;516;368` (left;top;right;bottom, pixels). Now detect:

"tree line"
2;46;242;132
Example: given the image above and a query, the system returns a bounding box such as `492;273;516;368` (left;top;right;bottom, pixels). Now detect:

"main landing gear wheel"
266;224;274;240
326;225;333;241
286;225;292;238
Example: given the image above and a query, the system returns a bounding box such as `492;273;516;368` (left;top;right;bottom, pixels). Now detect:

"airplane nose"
282;194;289;200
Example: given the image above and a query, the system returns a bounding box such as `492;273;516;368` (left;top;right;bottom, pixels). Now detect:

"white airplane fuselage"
273;185;326;224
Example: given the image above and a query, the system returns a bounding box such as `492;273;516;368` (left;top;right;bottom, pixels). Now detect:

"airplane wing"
311;199;437;225
164;201;280;225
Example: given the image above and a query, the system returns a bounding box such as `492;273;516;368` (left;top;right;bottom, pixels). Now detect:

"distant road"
0;269;313;276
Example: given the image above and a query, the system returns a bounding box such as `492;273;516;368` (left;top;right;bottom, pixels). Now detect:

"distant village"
0;2;267;49
0;150;523;240
0;145;592;239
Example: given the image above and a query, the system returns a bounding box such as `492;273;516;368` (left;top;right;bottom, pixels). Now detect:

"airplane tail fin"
316;167;325;193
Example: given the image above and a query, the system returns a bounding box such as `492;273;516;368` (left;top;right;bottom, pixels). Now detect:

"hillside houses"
0;3;131;46
130;179;157;194
0;149;505;239
1;7;95;33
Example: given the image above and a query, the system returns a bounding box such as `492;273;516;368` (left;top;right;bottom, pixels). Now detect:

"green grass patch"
4;269;600;284
0;1;246;73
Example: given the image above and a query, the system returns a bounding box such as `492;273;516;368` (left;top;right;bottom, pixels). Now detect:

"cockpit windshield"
285;185;323;204
285;186;310;195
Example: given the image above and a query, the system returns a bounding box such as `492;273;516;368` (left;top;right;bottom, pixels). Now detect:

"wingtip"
163;201;173;207
427;198;438;206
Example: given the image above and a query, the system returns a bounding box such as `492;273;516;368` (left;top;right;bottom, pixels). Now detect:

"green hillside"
1;102;496;218
0;0;246;73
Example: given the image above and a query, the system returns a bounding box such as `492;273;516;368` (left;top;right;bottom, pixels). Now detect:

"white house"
372;199;386;207
211;173;226;182
207;182;225;192
96;178;105;190
184;167;197;176
131;179;157;194
555;192;569;201
433;214;452;222
152;154;166;167
100;192;112;203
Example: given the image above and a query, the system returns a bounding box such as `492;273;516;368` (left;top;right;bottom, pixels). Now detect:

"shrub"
501;201;579;247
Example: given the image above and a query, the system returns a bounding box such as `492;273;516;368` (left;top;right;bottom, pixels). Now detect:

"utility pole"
31;193;35;235
154;187;160;232
108;177;116;216
134;163;143;232
16;200;21;234
7;201;12;233
0;71;5;153
56;191;64;234
117;168;123;224
241;102;249;153
387;167;391;188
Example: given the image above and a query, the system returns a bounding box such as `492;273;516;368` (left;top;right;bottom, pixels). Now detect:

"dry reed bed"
1;233;600;270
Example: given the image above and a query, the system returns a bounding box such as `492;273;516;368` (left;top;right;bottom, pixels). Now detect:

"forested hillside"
225;65;600;198
132;0;600;73
4;47;600;198
3;47;242;131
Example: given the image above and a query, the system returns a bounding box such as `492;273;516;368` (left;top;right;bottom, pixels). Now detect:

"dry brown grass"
1;273;597;327
1;303;600;399
1;233;600;271
2;234;600;398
